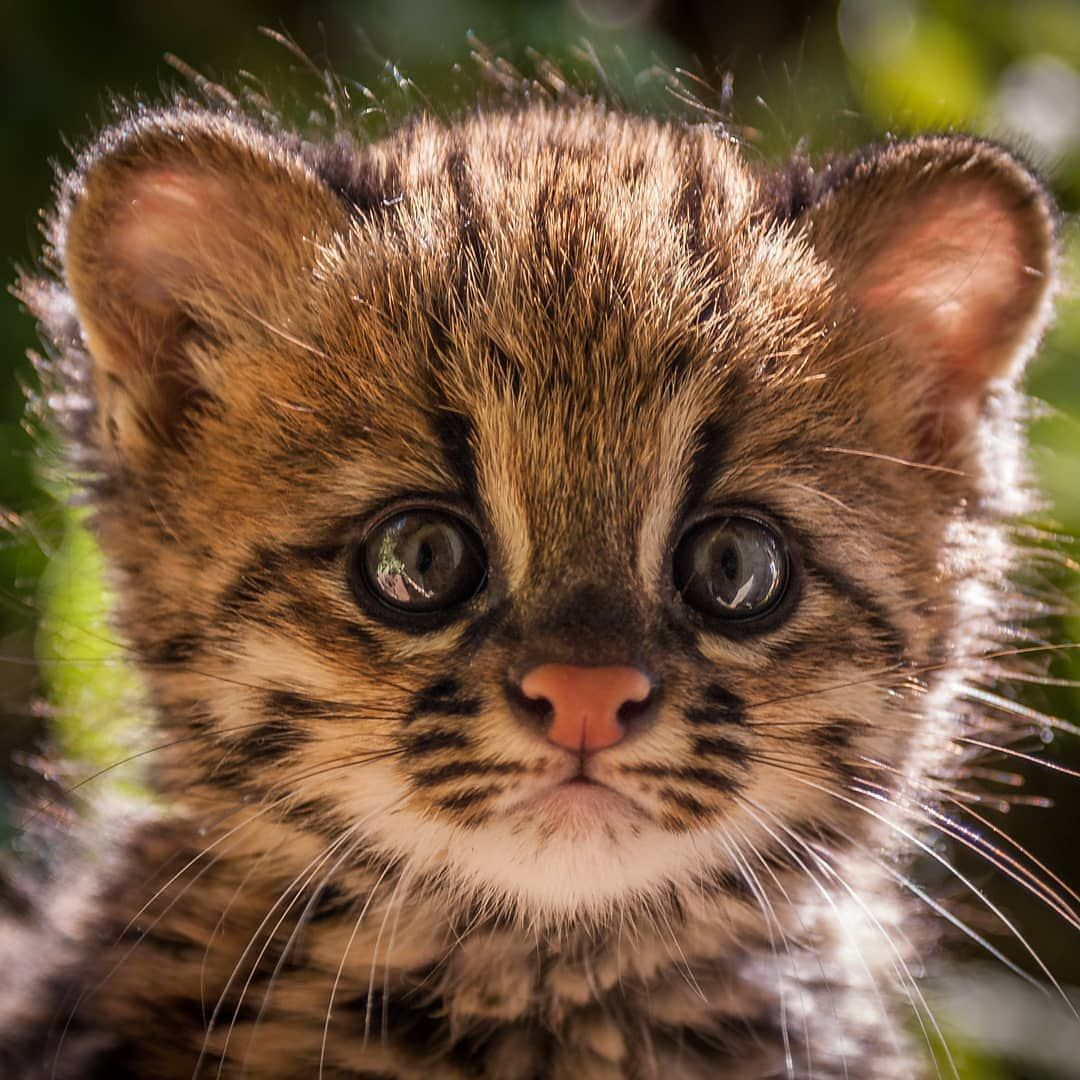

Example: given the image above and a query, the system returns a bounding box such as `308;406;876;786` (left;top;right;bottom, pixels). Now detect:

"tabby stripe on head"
674;141;706;258
307;140;403;220
431;405;480;505
446;138;488;285
678;419;727;524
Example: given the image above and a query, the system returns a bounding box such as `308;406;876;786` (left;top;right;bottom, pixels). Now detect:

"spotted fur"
2;96;1061;1078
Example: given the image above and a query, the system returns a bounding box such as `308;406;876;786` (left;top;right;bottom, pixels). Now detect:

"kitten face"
26;106;1055;924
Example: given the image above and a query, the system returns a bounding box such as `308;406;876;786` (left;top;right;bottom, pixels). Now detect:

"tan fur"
4;98;1061;1078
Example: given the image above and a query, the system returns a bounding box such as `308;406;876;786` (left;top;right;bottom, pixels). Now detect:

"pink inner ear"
856;182;1034;390
110;168;230;309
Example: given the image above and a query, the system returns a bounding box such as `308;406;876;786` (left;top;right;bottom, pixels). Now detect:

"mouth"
507;774;649;826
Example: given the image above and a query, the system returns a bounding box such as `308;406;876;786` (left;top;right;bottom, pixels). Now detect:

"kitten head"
23;103;1057;924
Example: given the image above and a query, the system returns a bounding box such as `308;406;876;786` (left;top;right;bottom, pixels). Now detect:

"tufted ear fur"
804;137;1057;445
50;111;349;466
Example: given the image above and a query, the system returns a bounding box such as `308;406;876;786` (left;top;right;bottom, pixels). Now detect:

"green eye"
356;510;487;614
673;516;788;621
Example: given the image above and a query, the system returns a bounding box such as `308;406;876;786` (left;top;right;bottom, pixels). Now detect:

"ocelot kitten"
0;93;1064;1078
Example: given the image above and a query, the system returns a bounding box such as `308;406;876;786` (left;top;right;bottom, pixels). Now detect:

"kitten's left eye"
673;515;789;622
355;510;487;615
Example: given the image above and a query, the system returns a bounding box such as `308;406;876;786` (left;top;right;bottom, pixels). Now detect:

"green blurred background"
2;1;1080;1076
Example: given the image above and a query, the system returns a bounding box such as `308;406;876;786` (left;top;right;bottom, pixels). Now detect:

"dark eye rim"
347;497;489;629
670;508;801;637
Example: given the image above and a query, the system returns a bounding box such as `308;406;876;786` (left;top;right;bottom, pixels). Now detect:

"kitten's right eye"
354;510;487;616
673;515;789;624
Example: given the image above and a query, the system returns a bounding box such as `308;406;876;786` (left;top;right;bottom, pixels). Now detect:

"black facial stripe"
430;405;480;505
219;545;284;611
691;736;750;765
280;598;379;648
626;764;743;793
403;728;470;756
144;633;201;666
686;684;748;726
699;866;757;904
435;787;499;813
679;418;728;524
282;541;341;570
663;788;708;816
265;690;346;721
811;717;865;750
307;883;354;924
802;551;906;661
407;678;483;724
279;795;353;837
236;718;309;763
412;760;524;786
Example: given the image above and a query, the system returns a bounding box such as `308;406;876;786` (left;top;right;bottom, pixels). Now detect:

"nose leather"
519;663;651;752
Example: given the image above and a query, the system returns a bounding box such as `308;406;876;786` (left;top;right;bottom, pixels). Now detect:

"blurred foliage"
2;1;1080;1076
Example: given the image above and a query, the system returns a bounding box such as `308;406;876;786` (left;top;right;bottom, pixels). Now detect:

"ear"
53;110;349;465
804;137;1057;438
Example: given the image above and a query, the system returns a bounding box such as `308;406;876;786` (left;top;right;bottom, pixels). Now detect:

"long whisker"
734;796;951;1078
784;773;1080;1022
854;755;1080;929
320;858;398;1078
803;847;954;1079
215;826;362;1078
713;828;800;1076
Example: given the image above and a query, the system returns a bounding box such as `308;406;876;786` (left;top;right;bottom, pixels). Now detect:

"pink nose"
519;664;652;753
